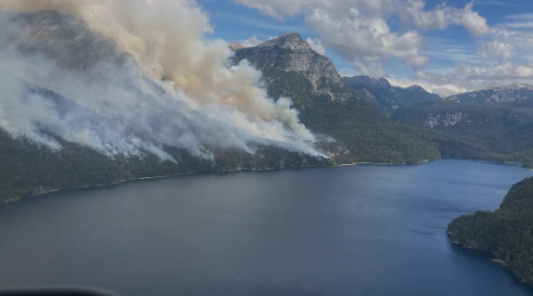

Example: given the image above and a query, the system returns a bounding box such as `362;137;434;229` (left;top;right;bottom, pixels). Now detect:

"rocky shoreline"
448;232;528;284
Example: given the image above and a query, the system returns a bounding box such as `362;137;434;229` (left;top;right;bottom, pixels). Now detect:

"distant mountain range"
342;75;441;114
343;78;533;113
445;83;533;104
232;36;533;111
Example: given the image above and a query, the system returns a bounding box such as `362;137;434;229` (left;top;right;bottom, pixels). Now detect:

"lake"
0;160;532;296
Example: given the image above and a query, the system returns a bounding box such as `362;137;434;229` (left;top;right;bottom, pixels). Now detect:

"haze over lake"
0;160;532;296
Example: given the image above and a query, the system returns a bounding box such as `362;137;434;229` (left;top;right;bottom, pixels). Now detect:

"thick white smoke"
0;0;321;161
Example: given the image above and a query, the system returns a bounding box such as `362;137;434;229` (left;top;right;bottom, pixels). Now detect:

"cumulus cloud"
238;35;266;47
397;2;489;36
230;0;489;74
307;7;429;70
305;37;326;55
478;41;513;62
0;0;322;160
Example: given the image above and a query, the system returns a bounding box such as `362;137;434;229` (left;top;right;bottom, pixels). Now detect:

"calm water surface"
0;160;532;296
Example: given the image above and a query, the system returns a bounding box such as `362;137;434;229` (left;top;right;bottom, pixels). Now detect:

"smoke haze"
0;0;321;161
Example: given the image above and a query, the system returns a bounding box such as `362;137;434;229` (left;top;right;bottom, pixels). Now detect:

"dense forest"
448;177;533;283
266;70;442;165
0;128;330;204
392;101;533;168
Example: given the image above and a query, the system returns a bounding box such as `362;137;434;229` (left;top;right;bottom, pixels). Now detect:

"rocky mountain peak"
233;33;343;98
257;33;311;53
378;78;392;88
229;42;244;51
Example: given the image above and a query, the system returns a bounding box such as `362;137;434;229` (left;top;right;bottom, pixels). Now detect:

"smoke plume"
0;0;321;161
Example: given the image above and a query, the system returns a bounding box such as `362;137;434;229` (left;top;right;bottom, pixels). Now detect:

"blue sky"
197;0;533;96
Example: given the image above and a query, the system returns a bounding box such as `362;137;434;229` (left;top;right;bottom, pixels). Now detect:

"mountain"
229;42;244;51
391;101;533;167
233;33;441;164
448;177;533;284
0;11;332;203
233;33;348;100
0;12;443;204
342;75;441;114
445;83;533;104
0;10;122;70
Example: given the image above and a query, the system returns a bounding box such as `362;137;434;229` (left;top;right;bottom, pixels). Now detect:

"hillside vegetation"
392;101;533;168
448;177;533;283
235;36;441;165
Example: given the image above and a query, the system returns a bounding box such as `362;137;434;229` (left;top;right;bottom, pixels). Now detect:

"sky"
197;0;533;97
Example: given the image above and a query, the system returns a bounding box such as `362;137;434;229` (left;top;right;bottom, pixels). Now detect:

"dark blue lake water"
0;160;532;296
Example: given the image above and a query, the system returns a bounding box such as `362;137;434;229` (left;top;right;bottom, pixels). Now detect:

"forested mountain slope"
234;33;441;165
0;12;331;203
0;13;443;203
392;101;533;168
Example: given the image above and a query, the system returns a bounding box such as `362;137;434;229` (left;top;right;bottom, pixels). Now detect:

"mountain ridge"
445;83;533;104
342;75;441;114
233;33;347;100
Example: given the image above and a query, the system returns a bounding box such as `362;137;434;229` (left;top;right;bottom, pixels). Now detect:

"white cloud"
307;7;429;70
500;14;533;30
230;0;490;74
397;2;489;36
305;37;326;55
507;13;533;20
476;1;519;6
238;35;265;47
228;0;309;19
477;40;513;62
457;3;490;36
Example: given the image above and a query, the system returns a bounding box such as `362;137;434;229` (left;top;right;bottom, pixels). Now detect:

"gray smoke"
0;0;322;161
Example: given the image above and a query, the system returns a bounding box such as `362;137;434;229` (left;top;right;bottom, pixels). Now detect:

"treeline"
448;177;533;283
0;129;329;203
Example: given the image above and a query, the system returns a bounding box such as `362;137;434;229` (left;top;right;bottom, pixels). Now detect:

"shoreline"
13;160;432;203
3;158;530;206
447;233;528;284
